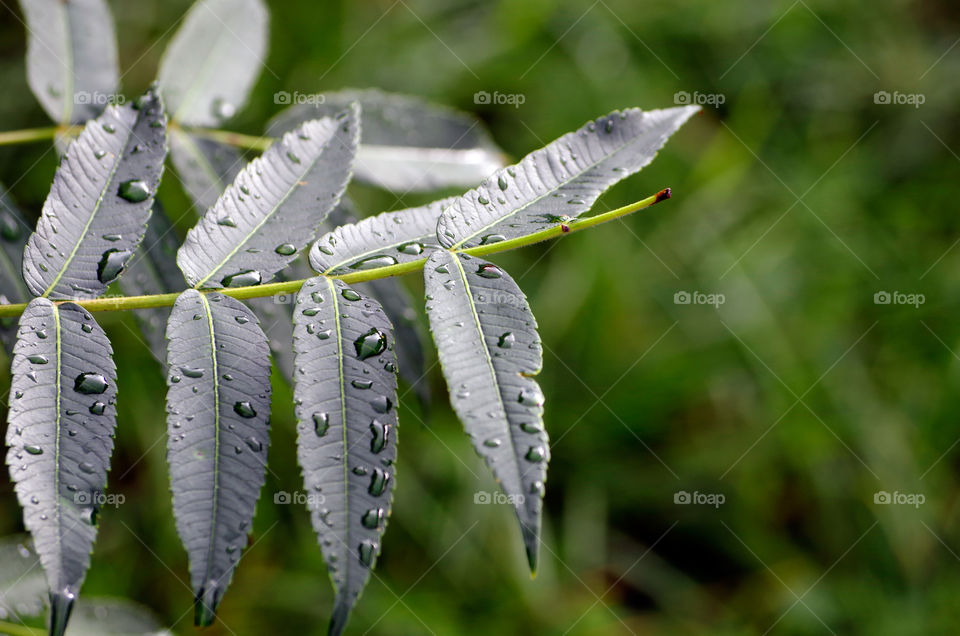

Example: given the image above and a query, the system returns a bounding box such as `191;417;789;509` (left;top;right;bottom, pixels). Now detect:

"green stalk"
0;126;78;146
0;190;670;319
0;619;45;636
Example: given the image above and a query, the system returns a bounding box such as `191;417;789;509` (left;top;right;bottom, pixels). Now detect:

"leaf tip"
328;594;354;636
48;590;75;636
194;585;219;627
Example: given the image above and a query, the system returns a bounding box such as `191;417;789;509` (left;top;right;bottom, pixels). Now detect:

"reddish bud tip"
561;223;570;233
654;188;672;203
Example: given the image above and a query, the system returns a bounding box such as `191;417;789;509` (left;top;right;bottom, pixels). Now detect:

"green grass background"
2;0;960;633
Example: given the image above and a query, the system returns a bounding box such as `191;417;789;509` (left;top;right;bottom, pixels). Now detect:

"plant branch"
0;619;45;636
0;190;670;319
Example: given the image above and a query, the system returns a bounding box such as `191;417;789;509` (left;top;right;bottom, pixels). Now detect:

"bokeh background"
2;0;960;633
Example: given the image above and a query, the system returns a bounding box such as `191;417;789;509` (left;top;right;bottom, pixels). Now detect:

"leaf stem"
0;619;45;636
0;190;669;318
0;125;79;146
179;125;274;152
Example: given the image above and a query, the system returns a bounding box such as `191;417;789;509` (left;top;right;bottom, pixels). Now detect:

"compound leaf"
5;298;118;636
165;290;271;626
176;107;359;289
168;128;243;212
268;89;504;192
292;277;398;636
437;106;698;249
158;0;268;126
22;87;168;300
423;250;548;571
309;197;456;275
19;0;119;124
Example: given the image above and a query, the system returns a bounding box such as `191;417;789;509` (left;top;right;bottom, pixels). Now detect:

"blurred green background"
3;0;960;633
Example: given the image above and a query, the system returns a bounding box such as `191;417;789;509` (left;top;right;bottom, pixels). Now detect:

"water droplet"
368;469;390;496
93;149;107;160
498;332;515;349
97;249;131;284
397;242;423;255
302;306;322;316
476;264;503;279
483;438;502;448
361;508;384;529
498;175;509;191
434;264;449;274
89;402;106;415
233;402;256;418
358;541;377;567
27;354;48;364
520;422;542;434
307;412;330;437
117;179;151;202
478;195;490;205
180;366;204;378
371;395;392;414
221;270;261;287
350;255;398;270
24;444;42;455
354;328;387;360
518;388;544;407
525;445;546;462
102;233;121;242
341;289;361;301
235;315;249;324
286;151;301;164
369;419;390;453
81;324;93;333
352;379;373;390
245;436;262;452
79;462;96;475
274;243;296;255
480;234;506;245
217;216;237;227
74;372;108;394
102;123;116;133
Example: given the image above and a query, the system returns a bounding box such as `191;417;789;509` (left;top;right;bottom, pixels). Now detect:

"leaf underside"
176;107;360;289
423;250;548;571
168;128;244;213
0;185;33;353
267;88;504;192
116;202;184;363
437;106;699;249
158;0;268;127
5;298;118;635
165;290;272;626
292;277;398;636
22;87;168;300
19;0;119;124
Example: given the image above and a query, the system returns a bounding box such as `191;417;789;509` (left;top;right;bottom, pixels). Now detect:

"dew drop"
369;419;390;453
274;243;296;255
354;328;387;360
476;264;503;279
97;249;131;284
117;179;151;202
361;508;384;529
74;373;108;394
368;469;390;496
313;412;330;436
370;395;393;414
498;332;515;349
221;270;261;287
341;289;361;301
233;401;256;418
350;255;398;270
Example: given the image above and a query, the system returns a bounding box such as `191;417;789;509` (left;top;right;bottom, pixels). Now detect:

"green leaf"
5;298;118;636
177;107;359;289
165;290;271;626
21;87;168;300
309;196;457;275
292;277;398;636
116;202;183;363
268;89;505;192
437;106;699;249
168;128;243;212
0;186;33;353
423;250;548;571
157;0;268;126
19;0;119;124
